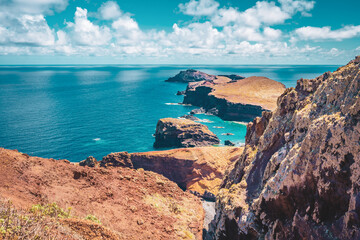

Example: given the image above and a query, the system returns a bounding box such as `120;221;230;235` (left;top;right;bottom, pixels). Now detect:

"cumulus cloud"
67;7;112;46
295;25;360;41
0;13;54;46
179;0;219;16
99;1;122;20
239;1;290;27
278;0;315;16
0;0;357;63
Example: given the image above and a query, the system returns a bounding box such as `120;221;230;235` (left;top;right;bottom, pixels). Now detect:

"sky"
0;0;359;65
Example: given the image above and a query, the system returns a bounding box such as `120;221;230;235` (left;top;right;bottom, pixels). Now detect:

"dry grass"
0;200;103;240
0;200;73;240
143;193;199;239
211;76;286;110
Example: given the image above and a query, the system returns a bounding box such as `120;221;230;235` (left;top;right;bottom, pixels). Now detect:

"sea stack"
153;118;220;148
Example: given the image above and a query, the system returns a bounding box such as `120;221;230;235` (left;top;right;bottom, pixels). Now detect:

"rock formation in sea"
131;147;244;198
0;148;204;239
207;56;360;239
153;118;220;148
180;114;201;121
183;76;286;122
166;69;217;83
224;140;235;146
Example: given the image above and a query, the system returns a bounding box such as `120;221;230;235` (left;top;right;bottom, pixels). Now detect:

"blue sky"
0;0;359;64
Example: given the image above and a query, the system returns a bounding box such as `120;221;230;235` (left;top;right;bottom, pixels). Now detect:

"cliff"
183;76;286;122
0;148;204;240
154;118;220;148
131;147;244;198
208;56;360;239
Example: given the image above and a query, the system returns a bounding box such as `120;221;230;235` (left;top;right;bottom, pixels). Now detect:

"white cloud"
6;0;68;14
179;0;219;16
67;7;112;46
169;22;222;49
240;1;290;27
295;25;360;41
0;13;54;46
211;2;290;28
0;0;357;63
112;15;142;44
99;1;122;20
278;0;315;16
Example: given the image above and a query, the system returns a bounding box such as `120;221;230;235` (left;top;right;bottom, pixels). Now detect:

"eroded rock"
153;118;220;148
100;152;133;168
209;56;360;240
131;147;244;197
79;156;98;167
183;76;286;122
166;69;216;83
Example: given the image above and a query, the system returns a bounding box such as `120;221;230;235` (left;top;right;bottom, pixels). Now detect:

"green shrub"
84;214;101;224
30;203;71;219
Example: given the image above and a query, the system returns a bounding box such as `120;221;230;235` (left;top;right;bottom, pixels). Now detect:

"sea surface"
0;65;339;162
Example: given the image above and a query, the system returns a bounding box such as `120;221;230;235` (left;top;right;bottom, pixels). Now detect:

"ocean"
0;65;339;162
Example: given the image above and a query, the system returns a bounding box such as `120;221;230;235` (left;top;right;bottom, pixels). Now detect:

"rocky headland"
0;148;204;239
131;147;244;199
166;69;217;83
182;75;286;122
207;56;360;239
153;118;220;148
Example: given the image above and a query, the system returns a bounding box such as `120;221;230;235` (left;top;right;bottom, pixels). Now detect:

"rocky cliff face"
154;118;220;148
131;147;244;198
0;148;204;240
166;69;217;82
208;57;360;239
183;76;286;122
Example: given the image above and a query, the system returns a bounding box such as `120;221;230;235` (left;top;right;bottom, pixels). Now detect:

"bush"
0;200;71;239
30;203;71;219
84;214;101;224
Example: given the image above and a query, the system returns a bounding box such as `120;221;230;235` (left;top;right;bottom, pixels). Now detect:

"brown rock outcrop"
166;69;217;82
100;152;133;168
131;147;244;197
79;156;98;167
208;57;360;239
183;76;286;122
153;118;220;148
0;148;204;240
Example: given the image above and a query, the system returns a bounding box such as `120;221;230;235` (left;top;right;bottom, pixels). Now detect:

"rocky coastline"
1;57;359;240
166;69;286;122
181;75;286;122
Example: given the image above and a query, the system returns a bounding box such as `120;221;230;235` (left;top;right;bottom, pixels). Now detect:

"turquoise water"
0;65;339;161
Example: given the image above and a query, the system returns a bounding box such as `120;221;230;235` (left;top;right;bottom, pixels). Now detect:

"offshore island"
0;56;359;239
